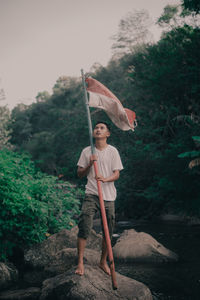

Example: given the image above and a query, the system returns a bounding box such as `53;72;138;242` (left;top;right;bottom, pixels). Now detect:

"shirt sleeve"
77;149;88;168
111;148;123;171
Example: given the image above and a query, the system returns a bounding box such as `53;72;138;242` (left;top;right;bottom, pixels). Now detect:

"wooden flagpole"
81;69;117;290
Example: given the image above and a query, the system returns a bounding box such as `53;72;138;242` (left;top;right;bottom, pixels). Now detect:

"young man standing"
75;121;123;276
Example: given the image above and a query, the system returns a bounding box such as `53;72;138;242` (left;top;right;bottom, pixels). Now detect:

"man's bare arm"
95;170;120;183
77;165;91;178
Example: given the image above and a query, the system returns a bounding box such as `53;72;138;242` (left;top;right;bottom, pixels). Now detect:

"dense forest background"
1;0;200;259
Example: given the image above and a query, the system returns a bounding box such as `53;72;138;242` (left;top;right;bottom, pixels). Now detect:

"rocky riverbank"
0;225;179;300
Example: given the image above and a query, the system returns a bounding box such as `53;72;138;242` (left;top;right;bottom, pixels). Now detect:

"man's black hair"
94;121;111;132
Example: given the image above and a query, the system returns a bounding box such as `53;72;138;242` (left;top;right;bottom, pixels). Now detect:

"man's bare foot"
99;262;111;276
75;263;84;276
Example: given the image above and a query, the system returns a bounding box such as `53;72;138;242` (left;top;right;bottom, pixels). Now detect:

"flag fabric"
85;77;137;131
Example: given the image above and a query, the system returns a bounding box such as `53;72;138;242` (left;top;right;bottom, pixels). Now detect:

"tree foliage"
157;5;180;27
8;9;200;219
182;0;200;13
0;149;81;261
157;4;200;32
111;9;153;56
0;106;12;149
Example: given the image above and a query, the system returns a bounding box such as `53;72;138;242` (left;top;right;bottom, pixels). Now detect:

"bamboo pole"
81;69;117;290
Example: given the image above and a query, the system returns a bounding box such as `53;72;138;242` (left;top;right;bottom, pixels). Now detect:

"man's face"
93;123;110;139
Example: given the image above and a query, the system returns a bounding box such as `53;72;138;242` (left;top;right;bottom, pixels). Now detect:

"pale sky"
0;0;180;109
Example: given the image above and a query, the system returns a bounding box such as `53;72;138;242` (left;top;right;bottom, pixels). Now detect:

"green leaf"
178;151;200;158
192;136;200;143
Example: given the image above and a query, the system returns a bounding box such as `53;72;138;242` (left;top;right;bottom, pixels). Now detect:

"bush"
0;149;82;261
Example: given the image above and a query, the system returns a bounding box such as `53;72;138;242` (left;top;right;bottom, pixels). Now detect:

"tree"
157;5;181;28
0;78;6;102
10;104;32;146
53;76;79;95
157;4;200;32
111;9;153;56
125;24;200;216
182;0;200;13
9;76;87;177
89;62;103;74
36;91;50;103
0;88;5;101
0;106;12;149
9;23;200;218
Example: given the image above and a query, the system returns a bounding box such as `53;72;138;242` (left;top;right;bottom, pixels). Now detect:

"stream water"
114;220;200;300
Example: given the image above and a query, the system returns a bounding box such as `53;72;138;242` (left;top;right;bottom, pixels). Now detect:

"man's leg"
99;201;115;276
75;195;97;275
99;237;111;275
75;237;87;275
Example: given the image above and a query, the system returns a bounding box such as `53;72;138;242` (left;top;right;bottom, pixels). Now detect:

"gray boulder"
40;265;153;300
113;229;178;263
0;263;18;291
23;248;100;286
24;226;101;268
0;287;41;300
44;248;100;276
22;270;49;288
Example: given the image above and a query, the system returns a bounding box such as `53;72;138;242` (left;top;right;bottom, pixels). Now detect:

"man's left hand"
95;174;107;183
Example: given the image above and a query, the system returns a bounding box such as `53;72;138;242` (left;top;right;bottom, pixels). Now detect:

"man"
75;121;123;276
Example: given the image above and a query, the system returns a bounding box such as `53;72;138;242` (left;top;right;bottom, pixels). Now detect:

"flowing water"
114;220;200;300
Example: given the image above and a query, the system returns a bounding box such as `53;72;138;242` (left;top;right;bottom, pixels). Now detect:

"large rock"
44;248;100;276
40;265;153;300
24;227;102;268
23;246;101;286
23;247;101;286
113;229;178;263
23;225;102;287
22;270;48;288
0;287;41;300
0;263;18;291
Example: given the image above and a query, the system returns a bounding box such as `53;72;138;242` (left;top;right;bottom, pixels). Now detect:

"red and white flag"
85;77;137;131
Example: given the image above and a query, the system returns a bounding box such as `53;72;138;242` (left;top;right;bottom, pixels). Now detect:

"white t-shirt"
77;145;123;201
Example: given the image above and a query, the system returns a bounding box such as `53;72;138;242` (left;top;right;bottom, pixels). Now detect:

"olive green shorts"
78;194;115;239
